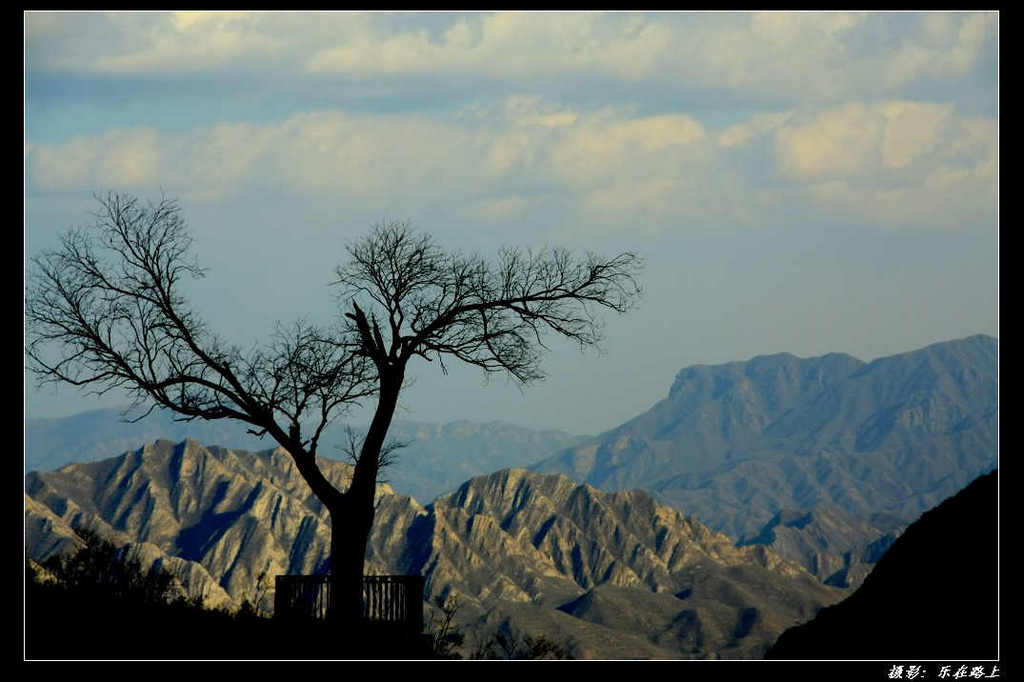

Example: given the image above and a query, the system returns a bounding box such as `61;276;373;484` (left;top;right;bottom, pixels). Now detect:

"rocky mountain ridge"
737;505;902;588
533;334;997;542
25;438;843;659
26;411;585;505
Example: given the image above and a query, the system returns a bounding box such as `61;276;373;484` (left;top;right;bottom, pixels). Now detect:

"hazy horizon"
25;331;997;439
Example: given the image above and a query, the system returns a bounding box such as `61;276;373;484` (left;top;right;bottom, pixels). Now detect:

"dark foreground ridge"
766;469;998;660
26;581;432;660
24;527;433;661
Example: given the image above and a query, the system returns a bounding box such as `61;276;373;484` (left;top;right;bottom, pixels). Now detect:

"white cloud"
773;101;996;229
302;10;868;95
26;11;300;74
690;12;868;99
917;11;957;46
505;95;578;128
27;12;995;106
883;12;996;90
774;103;884;180
305;12;673;79
26;97;995;234
170;11;232;30
805;170;994;231
878;101;955;168
549;113;709;187
719;112;793;149
750;10;863;43
96;129;161;186
93;11;279;73
174;122;279;200
268;111;493;199
29;128;161;190
773;100;994;186
486;130;542;176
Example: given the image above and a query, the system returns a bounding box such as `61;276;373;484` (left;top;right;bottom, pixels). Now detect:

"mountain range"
28;336;996;538
24;335;998;658
25;410;584;506
25;438;844;659
533;334;997;544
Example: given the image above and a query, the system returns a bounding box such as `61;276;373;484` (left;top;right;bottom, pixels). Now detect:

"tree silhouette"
330;221;642;618
26;195;643;623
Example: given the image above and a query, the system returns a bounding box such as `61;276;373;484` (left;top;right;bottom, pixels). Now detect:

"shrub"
39;527;177;607
426;594;464;659
471;625;572;660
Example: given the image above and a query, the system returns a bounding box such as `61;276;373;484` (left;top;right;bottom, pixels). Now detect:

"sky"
24;11;998;437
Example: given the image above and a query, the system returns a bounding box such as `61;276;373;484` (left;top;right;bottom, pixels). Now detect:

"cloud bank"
27;96;996;233
27;12;995;103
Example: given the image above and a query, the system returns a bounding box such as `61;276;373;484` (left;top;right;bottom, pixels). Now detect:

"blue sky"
25;11;998;436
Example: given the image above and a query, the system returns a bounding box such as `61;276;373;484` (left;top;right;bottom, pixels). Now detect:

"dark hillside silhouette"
25;529;433;660
766;469;998;660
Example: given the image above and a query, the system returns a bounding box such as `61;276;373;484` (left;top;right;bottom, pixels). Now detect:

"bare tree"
27;198;643;624
331;221;643;620
25;192;377;618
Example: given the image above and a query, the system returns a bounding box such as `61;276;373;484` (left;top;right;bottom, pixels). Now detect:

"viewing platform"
274;574;425;633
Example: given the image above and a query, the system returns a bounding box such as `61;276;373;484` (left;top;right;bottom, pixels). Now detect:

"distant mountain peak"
534;335;997;544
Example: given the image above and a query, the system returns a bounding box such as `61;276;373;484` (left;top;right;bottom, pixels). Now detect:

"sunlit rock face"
27;441;843;658
25;439;382;612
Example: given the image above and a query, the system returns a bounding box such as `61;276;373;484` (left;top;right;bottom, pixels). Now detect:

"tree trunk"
327;499;370;623
326;366;404;623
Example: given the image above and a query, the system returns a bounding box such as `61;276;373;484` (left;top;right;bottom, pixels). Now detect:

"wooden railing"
274;575;424;632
